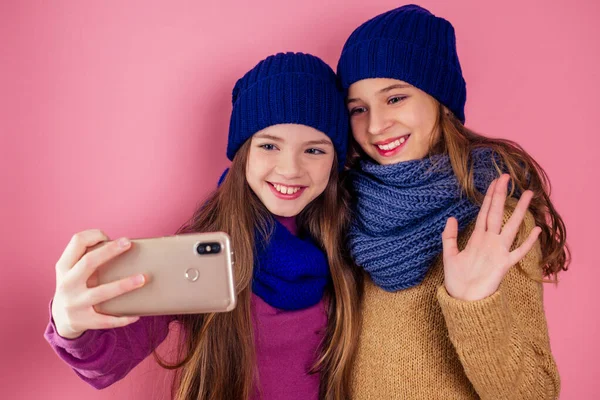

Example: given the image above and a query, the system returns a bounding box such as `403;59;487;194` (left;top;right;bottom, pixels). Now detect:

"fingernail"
118;237;130;248
133;274;145;286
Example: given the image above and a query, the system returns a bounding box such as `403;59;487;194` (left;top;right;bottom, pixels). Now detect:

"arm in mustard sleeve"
437;212;560;400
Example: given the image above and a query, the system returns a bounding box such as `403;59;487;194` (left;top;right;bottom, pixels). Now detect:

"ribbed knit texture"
228;52;348;169
348;148;498;291
351;207;560;399
337;4;467;123
252;218;330;311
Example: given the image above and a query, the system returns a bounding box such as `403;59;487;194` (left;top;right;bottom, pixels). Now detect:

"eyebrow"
347;83;411;104
254;133;283;141
254;134;332;147
304;139;333;147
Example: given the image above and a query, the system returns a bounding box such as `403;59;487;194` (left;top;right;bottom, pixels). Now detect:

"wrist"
51;302;84;340
444;284;497;302
55;325;84;340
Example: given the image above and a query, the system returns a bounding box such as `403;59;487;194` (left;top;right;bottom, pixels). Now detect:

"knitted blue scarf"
252;219;330;310
348;148;499;292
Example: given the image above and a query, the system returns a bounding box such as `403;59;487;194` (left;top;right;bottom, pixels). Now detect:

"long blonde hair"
434;106;569;278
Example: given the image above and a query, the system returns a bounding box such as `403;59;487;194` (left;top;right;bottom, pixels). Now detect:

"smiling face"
347;78;441;165
245;124;335;217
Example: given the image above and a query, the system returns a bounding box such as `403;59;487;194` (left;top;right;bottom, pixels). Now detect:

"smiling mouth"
373;134;410;156
267;182;306;199
374;134;410;150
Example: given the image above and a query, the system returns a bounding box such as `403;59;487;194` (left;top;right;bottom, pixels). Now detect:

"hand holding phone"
51;230;236;339
52;230;144;339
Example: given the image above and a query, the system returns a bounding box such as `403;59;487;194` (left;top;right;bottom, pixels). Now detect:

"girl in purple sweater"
44;52;362;400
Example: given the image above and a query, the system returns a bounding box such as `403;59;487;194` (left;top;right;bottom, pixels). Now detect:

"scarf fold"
349;148;500;292
252;219;330;310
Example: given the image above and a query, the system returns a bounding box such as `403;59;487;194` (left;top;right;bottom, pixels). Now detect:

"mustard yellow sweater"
351;209;560;400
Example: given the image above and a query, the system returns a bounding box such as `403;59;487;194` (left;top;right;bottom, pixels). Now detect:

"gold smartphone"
93;232;236;317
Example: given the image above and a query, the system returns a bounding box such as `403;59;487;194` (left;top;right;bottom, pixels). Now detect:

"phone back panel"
94;232;236;316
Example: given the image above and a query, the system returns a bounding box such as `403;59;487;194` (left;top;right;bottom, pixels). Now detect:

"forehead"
253;124;332;144
347;78;412;98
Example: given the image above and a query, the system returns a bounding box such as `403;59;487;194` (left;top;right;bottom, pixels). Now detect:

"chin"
372;153;410;165
264;203;304;218
269;208;301;218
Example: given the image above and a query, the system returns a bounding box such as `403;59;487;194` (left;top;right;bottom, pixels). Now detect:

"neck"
274;215;298;236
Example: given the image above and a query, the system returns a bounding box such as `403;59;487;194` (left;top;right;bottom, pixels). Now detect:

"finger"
82;273;145;307
501;190;534;247
474;179;497;233
508;226;541;267
56;230;109;275
90;315;141;330
487;174;510;234
442;217;460;259
66;238;132;286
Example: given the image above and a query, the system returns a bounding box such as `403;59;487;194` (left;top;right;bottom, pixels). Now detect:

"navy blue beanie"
337;4;467;123
228;52;349;169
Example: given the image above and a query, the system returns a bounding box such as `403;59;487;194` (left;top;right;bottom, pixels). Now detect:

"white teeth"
377;137;407;151
273;184;300;194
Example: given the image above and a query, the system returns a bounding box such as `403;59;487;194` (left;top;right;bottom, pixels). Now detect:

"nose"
274;152;302;179
367;107;393;136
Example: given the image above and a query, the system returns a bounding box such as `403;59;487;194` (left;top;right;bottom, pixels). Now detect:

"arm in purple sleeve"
43;301;175;389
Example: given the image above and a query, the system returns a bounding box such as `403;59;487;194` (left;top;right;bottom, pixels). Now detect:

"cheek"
247;150;271;175
412;101;439;134
308;159;333;187
245;153;254;182
246;151;270;188
350;119;367;141
245;166;259;193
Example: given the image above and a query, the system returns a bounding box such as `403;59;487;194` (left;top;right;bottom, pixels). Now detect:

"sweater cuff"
44;299;103;351
436;285;512;346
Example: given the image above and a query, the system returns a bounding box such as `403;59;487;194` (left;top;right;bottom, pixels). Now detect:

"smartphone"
93;232;236;317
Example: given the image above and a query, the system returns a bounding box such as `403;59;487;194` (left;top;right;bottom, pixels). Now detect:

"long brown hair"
349;103;570;279
155;139;363;400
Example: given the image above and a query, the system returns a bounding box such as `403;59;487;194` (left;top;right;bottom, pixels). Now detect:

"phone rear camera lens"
196;242;221;255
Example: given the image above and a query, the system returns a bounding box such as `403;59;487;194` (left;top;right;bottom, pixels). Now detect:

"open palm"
442;174;541;301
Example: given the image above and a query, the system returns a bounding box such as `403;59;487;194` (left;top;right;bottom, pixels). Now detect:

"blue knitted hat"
228;52;349;169
337;4;467;123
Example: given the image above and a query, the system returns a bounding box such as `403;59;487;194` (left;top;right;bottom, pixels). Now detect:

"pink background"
1;0;598;398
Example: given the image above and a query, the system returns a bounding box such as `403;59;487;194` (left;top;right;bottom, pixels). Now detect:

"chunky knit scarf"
253;219;330;310
348;149;499;291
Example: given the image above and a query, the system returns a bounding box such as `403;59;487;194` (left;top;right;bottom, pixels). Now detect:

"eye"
388;96;406;105
305;148;326;155
259;144;278;151
349;106;367;116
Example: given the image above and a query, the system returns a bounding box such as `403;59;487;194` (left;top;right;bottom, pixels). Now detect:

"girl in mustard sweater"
337;5;569;399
